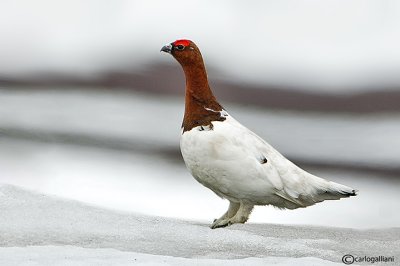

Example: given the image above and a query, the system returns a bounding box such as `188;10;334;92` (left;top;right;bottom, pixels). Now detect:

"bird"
160;39;357;229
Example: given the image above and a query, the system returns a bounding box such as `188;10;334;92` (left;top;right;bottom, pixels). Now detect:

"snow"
1;134;400;229
0;88;399;264
1;89;400;228
0;246;344;266
1;184;398;265
0;88;399;168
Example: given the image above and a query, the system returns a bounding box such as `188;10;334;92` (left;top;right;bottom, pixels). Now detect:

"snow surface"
1;137;399;229
0;246;343;266
0;185;398;266
1;89;400;228
1;88;399;168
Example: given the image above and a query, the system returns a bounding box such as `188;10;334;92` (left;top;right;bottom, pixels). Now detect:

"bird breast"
180;115;278;202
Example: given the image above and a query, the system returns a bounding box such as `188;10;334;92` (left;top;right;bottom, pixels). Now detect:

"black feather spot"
260;156;268;164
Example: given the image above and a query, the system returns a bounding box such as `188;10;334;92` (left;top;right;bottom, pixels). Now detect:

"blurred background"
0;0;399;228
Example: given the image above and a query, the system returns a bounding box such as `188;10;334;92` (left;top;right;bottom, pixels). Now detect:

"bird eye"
176;44;185;50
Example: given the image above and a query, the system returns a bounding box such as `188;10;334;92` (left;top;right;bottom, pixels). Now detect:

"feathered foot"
211;202;254;229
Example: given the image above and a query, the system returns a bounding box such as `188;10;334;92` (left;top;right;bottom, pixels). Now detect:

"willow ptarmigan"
161;39;357;229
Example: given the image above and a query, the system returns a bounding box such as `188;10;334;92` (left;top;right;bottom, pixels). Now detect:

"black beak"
160;43;173;54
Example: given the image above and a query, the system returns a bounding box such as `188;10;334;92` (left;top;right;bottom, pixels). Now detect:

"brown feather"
171;41;225;132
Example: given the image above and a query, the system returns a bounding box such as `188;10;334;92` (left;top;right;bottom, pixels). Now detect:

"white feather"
180;111;356;209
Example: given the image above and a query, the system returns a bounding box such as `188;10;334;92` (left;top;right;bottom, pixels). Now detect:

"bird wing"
218;114;355;208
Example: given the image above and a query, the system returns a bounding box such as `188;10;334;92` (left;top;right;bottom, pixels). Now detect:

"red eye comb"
173;39;190;47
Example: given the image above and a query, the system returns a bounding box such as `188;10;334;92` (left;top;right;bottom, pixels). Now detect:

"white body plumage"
180;111;355;212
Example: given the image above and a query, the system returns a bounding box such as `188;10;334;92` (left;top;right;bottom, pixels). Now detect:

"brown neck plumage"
180;58;225;132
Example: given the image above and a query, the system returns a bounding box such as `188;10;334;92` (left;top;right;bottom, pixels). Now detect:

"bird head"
160;39;203;67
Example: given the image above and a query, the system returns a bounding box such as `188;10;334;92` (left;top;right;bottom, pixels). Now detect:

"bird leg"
211;201;239;229
210;202;254;229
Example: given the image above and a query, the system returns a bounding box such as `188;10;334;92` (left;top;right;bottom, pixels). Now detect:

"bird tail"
322;181;357;200
275;177;358;209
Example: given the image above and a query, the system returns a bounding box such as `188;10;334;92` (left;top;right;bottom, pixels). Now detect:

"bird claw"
210;219;233;229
